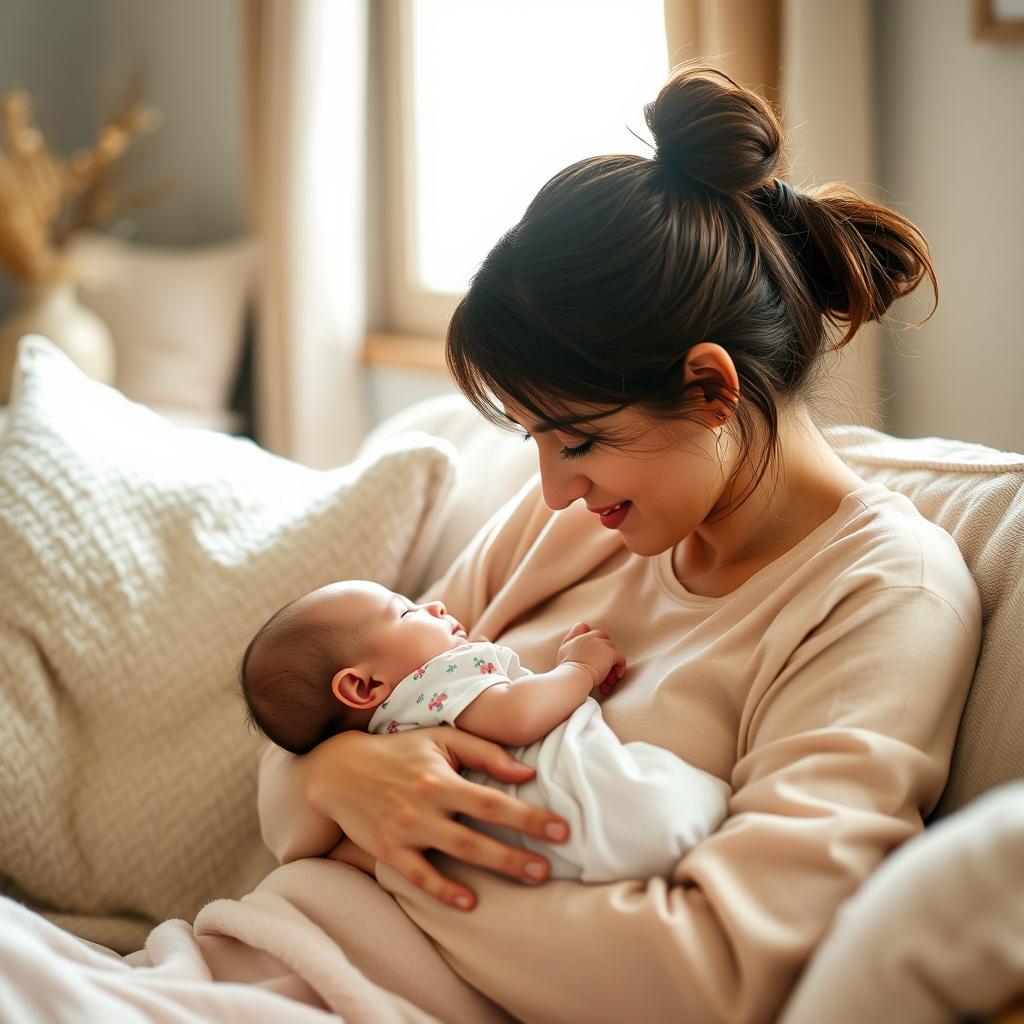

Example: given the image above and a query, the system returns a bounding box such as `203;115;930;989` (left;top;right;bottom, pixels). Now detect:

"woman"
258;65;981;1023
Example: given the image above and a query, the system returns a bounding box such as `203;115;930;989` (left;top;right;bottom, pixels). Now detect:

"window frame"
379;0;463;342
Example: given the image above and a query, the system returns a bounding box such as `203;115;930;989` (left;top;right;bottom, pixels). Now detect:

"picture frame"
972;0;1024;40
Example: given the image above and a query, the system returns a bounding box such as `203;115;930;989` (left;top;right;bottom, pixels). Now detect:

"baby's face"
296;580;467;687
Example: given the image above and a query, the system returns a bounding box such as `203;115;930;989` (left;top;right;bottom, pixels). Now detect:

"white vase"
0;278;116;404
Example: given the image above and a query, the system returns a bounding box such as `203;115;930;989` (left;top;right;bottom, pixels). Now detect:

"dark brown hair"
446;64;937;501
239;600;357;755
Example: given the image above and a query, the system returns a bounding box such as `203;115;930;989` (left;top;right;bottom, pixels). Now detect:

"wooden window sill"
362;332;448;374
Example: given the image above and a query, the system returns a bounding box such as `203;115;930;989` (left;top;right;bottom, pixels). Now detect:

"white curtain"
244;0;370;467
662;0;879;427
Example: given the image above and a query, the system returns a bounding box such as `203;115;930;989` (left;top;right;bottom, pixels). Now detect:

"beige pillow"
824;426;1023;816
71;232;257;421
781;781;1024;1023
0;336;456;952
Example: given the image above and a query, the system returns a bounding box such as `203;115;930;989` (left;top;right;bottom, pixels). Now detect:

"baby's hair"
240;597;360;755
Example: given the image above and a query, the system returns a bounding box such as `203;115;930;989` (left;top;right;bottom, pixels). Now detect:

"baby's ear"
331;668;363;704
332;668;382;710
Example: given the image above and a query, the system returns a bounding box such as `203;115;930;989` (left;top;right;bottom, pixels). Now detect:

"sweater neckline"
654;481;891;605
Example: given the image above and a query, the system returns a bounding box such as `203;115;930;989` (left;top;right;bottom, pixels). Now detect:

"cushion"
827;426;1024;817
360;393;539;595
0;335;456;953
781;781;1024;1023
70;232;257;423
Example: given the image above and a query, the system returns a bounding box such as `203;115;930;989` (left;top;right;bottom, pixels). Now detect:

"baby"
240;580;730;883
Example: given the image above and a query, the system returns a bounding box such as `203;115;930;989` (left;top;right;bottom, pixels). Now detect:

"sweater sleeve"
373;584;982;1024
257;476;555;864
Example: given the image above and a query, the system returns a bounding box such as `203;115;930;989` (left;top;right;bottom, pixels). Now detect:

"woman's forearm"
257;743;344;863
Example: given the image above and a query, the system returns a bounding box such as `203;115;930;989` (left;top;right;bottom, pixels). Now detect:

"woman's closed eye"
559;437;595;460
515;428;596;461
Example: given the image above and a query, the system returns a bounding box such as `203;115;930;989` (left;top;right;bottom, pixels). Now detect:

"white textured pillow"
71;232;257;420
361;393;539;595
0;336;456;952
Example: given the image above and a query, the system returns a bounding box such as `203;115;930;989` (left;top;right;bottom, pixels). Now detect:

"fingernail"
525;860;545;880
454;894;471;910
545;822;568;841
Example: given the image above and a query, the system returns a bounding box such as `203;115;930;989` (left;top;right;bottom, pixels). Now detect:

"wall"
3;2;1021;448
0;0;247;317
874;0;1024;451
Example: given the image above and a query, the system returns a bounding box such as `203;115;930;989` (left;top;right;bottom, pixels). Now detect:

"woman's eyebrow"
500;411;556;434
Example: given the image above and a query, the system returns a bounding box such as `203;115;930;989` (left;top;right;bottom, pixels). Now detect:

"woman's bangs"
446;281;600;435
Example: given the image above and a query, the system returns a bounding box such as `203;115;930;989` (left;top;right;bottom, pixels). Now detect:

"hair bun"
645;64;783;195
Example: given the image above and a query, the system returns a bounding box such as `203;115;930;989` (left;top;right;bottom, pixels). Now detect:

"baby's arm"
455;625;625;747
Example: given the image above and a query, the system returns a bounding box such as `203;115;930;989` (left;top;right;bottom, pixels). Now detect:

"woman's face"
502;398;733;557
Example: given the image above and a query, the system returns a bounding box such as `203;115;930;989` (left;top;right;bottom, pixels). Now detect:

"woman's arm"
257;742;342;863
374;586;982;1024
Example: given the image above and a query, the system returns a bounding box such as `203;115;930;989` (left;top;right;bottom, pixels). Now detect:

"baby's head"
239;580;467;754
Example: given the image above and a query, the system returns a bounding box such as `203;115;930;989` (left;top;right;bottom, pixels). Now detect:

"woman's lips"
594;501;631;529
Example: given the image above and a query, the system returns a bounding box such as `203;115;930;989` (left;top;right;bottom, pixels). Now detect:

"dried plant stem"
0;86;167;284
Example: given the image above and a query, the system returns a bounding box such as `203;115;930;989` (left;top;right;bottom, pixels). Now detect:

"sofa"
0;336;1021;1021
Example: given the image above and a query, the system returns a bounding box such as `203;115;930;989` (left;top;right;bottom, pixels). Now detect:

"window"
380;0;668;339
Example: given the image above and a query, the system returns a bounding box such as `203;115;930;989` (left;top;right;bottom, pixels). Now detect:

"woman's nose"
538;450;590;511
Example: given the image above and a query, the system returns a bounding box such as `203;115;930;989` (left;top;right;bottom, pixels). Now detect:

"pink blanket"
0;868;448;1024
0;857;503;1024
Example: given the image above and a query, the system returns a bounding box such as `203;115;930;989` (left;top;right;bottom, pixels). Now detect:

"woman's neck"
672;405;867;596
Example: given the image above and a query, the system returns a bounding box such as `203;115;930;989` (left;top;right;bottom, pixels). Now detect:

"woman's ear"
331;668;387;709
682;342;740;424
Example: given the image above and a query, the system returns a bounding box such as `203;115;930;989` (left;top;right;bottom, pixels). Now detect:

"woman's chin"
617;527;674;558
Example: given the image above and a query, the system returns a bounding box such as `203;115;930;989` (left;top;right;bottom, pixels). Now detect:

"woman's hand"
305;726;571;911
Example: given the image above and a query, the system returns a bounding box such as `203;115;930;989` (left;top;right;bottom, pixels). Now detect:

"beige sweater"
259;477;981;1024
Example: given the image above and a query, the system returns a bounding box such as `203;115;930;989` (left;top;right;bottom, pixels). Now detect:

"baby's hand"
558;623;626;691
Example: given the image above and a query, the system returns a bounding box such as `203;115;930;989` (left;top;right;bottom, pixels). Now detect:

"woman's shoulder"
826;482;980;627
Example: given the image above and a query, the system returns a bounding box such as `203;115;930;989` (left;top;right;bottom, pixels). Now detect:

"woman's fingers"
440;725;534;782
449;773;569;846
441;731;569;836
385;811;559;910
434;814;554;884
387;846;477;911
